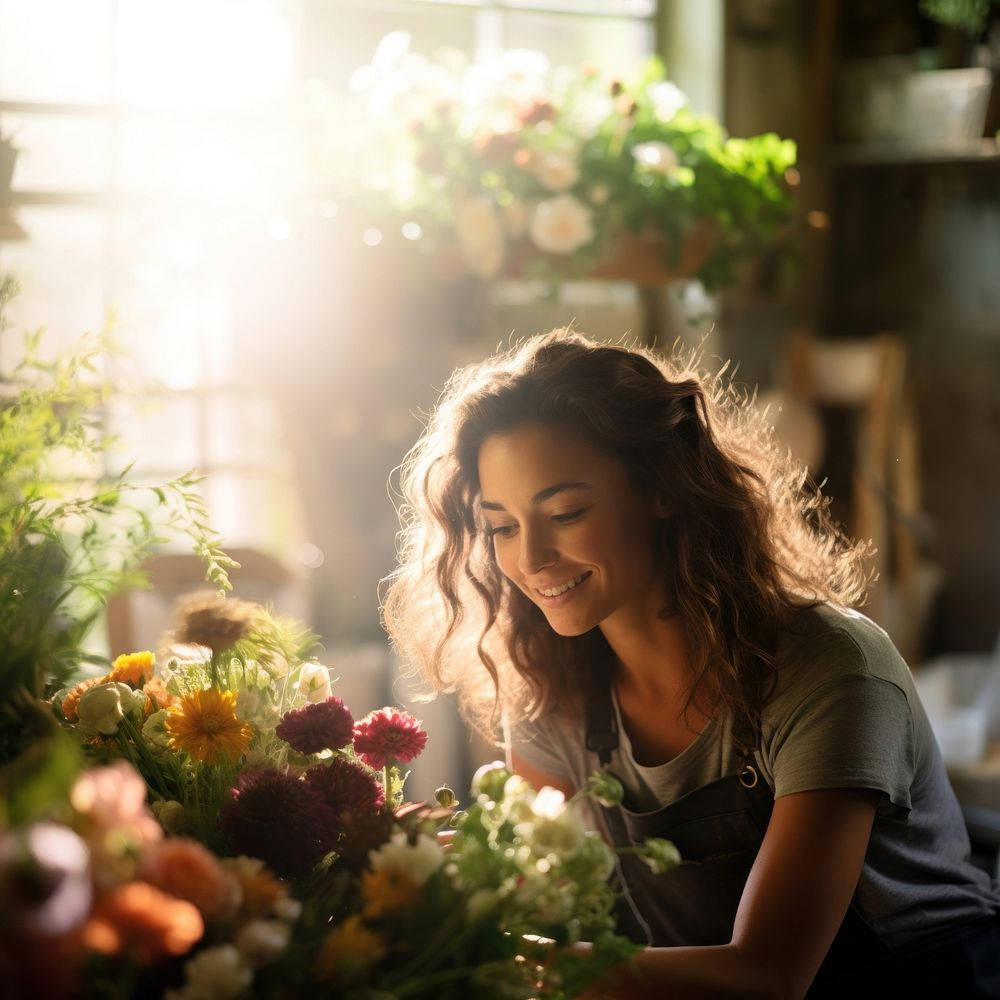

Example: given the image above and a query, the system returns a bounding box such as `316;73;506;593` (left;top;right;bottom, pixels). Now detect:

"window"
0;0;656;633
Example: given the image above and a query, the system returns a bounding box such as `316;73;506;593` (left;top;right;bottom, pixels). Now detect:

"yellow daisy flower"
315;915;386;983
165;688;253;764
360;866;420;919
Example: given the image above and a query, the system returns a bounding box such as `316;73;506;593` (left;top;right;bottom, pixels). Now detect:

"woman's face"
477;421;667;637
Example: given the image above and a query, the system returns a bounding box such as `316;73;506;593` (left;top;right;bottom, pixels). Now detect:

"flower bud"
471;761;511;801
583;769;624;808
639;837;681;875
434;784;458;809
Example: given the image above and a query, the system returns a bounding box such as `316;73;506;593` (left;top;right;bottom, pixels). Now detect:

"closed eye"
551;509;585;524
485;523;517;539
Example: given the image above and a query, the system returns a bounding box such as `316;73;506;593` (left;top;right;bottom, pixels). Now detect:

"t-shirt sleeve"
767;670;915;819
509;716;575;782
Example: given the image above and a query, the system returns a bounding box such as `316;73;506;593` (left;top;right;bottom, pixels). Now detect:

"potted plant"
318;33;796;292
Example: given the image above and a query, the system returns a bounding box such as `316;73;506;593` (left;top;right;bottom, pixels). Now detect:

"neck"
599;603;692;700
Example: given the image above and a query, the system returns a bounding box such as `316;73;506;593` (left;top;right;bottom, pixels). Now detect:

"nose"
517;525;557;577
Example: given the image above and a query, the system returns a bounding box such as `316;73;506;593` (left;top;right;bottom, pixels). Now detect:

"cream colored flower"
369;831;444;886
77;682;144;737
648;80;688;122
529;195;594;255
455;197;506;278
142;708;173;749
632;141;680;175
296;662;332;704
533;152;580;192
170;945;252;1000
235;920;291;966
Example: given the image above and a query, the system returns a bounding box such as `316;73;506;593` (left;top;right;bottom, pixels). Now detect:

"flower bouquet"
6;605;676;999
320;33;797;290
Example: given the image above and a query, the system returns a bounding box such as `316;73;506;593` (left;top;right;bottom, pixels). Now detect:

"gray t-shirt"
513;604;1000;947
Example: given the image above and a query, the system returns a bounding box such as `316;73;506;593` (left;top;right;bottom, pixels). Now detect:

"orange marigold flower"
82;881;203;963
360;866;420;919
314;914;385;983
165;688;253;764
61;675;108;722
138;838;237;921
108;650;155;686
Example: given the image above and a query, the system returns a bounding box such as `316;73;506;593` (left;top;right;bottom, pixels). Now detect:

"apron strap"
585;651;619;766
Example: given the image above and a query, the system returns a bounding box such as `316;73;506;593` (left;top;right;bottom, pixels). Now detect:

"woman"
382;329;1000;998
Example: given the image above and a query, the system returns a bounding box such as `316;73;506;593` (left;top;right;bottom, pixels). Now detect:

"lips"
535;571;591;598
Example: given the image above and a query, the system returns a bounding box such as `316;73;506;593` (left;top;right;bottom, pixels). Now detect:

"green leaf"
0;730;83;828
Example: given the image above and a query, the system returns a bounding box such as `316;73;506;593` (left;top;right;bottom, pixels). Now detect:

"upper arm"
510;749;575;799
731;786;880;998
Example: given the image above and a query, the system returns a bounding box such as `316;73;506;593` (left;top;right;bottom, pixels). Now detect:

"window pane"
502;0;654;14
1;113;112;192
116;0;295;110
105;395;202;476
300;6;479;89
206;393;288;468
0;208;109;369
503;10;653;75
0;0;113;104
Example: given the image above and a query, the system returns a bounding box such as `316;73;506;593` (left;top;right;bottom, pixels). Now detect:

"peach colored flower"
221;857;287;919
138;838;238;921
314;914;385;983
82;881;203;963
360;866;420;919
143;675;179;714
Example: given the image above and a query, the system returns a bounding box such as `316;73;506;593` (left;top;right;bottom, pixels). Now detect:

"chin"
542;613;595;638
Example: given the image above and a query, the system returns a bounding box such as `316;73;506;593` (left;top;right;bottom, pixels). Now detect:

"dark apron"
585;664;1000;998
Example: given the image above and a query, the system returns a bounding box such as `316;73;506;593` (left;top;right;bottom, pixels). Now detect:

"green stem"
392;964;481;998
383;764;391;807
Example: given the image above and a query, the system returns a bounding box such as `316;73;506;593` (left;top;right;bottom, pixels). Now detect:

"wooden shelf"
831;138;1000;167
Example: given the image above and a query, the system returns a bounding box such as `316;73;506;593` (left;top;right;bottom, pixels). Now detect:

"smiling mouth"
536;572;591;598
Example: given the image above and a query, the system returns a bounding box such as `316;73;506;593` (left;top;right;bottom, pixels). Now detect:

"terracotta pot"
587;218;718;286
498;218;717;286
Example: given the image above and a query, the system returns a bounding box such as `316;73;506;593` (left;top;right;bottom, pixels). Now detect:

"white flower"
369;831;444;886
236;689;279;731
180;945;253;1000
648;80;688;122
455;197;506;278
77;682;143;736
640;837;682;875
532;785;567;819
533;152;579;192
529;195;594;255
235;920;291;966
632;141;680;175
142;708;173;749
296;662;332;703
273;896;302;922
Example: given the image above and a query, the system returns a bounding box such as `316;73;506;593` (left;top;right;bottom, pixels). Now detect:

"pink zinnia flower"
304;756;385;831
276;696;354;755
219;769;334;878
352;707;428;769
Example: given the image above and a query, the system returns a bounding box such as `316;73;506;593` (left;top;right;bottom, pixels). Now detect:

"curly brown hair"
381;329;871;739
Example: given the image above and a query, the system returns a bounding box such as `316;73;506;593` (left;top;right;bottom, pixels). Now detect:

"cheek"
491;540;519;581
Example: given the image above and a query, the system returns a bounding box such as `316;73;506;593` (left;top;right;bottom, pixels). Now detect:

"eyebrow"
480;480;593;512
